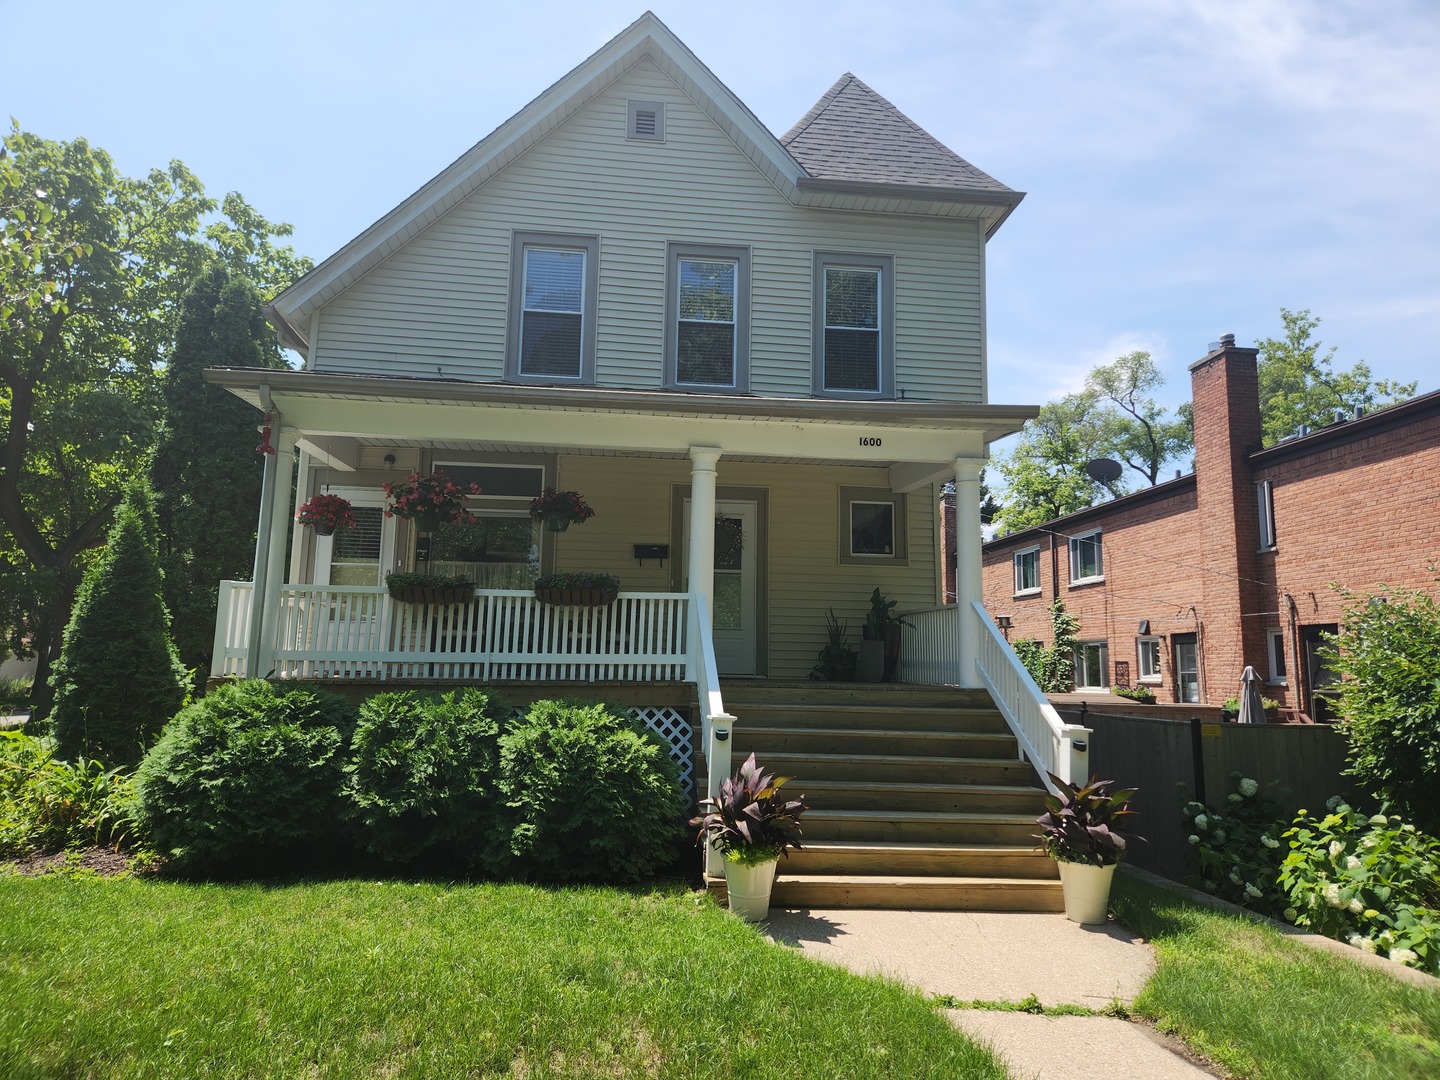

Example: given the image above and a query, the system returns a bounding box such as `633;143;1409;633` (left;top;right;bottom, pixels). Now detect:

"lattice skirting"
509;705;695;801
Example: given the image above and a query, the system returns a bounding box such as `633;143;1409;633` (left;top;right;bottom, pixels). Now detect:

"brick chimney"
1189;334;1268;701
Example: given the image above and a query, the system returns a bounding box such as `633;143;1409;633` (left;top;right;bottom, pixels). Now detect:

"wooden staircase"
709;681;1061;912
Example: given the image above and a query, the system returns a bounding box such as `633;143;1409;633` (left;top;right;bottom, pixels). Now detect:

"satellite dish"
1085;458;1123;485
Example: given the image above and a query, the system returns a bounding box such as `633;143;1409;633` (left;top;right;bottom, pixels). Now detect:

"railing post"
705;712;735;878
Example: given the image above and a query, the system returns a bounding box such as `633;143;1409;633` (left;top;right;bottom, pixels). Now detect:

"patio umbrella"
1237;665;1267;724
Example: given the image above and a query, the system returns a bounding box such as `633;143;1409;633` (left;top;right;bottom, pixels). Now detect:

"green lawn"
0;873;1008;1079
1111;874;1440;1080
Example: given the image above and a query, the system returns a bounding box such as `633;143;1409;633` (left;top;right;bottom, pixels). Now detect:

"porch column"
688;446;722;624
254;427;297;678
954;456;984;688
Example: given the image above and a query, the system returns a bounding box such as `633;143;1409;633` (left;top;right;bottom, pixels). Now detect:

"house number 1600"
858;437;883;447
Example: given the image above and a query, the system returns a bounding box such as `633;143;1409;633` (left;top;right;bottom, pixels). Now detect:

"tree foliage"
993;352;1192;534
151;264;281;678
1327;577;1440;838
1011;600;1081;693
49;481;188;766
0;124;309;715
1257;309;1416;447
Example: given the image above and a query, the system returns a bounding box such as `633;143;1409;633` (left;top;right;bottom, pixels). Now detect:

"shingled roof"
781;73;1015;195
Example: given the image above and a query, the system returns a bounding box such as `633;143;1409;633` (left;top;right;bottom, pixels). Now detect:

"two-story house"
208;13;1084;909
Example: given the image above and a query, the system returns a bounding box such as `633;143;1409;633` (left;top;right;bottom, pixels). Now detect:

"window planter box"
534;586;619;608
388;582;476;605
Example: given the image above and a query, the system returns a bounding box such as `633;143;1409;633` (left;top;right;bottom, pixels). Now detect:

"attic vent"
627;100;665;142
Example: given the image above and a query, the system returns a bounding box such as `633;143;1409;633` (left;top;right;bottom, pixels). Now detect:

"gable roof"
267;11;1022;350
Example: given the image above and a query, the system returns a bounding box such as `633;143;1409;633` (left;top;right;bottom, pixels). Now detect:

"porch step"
726;702;1011;733
754;752;1037;787
707;873;1063;913
721;681;996;709
803;809;1037;846
784;841;1056;879
734;725;1018;760
801;780;1046;814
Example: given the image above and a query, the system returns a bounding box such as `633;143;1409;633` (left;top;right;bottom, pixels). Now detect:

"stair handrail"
689;591;734;878
969;601;1091;793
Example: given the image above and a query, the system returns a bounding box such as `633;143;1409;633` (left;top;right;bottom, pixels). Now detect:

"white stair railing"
687;592;734;879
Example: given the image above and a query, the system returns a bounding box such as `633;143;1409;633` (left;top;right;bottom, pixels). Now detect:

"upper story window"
1257;479;1276;550
506;232;598;383
813;252;894;398
1013;546;1040;596
665;243;750;391
1069;530;1103;585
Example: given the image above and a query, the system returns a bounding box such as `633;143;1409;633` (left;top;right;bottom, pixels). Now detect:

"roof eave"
795;178;1024;233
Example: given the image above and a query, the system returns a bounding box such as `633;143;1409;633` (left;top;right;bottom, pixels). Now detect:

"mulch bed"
6;846;138;877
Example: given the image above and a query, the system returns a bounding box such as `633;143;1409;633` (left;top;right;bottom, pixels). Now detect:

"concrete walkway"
765;908;1219;1079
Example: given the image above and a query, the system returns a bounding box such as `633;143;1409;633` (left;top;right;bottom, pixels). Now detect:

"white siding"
312;58;986;402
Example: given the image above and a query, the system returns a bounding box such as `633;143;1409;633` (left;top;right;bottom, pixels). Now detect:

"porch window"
813;252;894;398
428;515;539;589
1013;547;1040;596
1074;640;1109;690
330;506;385;586
507;232;598;382
665;243;749;390
838;487;908;565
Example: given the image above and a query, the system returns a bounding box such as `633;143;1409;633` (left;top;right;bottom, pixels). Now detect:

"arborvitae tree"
151;264;280;679
50;480;189;765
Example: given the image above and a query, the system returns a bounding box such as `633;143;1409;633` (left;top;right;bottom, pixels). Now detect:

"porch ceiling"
206;367;1037;469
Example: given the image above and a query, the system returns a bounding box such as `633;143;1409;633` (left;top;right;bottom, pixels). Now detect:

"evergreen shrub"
487;699;686;883
132;680;355;872
342;688;508;864
50;481;190;766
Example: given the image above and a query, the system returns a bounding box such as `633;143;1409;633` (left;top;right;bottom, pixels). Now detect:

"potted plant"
859;588;913;682
1035;774;1142;925
692;753;809;921
533;571;620;607
1111;685;1157;705
382;470;481;533
295;493;356;536
808;608;857;682
385;570;476;605
528;488;596;533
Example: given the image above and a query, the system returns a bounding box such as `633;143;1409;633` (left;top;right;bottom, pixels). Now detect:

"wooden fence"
1059;709;1353;881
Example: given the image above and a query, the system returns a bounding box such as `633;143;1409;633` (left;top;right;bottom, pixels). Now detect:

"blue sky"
7;0;1437;422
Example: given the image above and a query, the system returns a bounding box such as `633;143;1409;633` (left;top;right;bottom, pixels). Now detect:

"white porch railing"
212;583;690;683
688;593;734;878
898;601;1091;792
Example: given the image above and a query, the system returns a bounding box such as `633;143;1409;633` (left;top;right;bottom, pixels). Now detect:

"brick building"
974;336;1440;717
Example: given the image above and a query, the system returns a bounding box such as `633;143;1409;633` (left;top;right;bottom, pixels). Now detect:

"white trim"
1136;635;1162;683
1266;628;1289;685
1068;529;1103;585
1012;545;1041;596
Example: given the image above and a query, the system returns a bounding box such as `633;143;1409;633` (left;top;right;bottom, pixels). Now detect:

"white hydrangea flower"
1262;835;1280;849
1377;930;1396;948
1245;883;1262;899
1213;829;1227;843
1329;840;1345;859
1348;898;1364;915
1184;801;1205;815
1228;793;1242;803
1346;932;1363;946
1326;795;1342;811
1359;937;1378;955
1283;908;1298;922
1361;836;1379;850
1345;856;1362;870
1324;884;1344;907
1194;813;1209;830
1239;778;1259;797
1229;870;1243;885
1389;948;1419;967
1188;834;1200;845
1369;814;1388;826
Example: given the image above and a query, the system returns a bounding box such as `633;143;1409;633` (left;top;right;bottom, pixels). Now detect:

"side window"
1266;629;1288;685
665;243;749;390
1069;530;1103;584
1074;641;1109;689
838;486;908;565
813;252;894;398
1257;479;1276;550
507;232;598;382
1137;636;1162;682
1013;547;1040;595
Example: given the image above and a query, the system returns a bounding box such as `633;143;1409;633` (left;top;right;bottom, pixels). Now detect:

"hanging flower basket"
383;471;481;529
295;493;357;534
533;572;620;607
385;572;476;605
529;488;596;533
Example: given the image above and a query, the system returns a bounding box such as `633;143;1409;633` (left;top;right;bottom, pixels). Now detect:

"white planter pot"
1057;860;1116;925
725;856;780;921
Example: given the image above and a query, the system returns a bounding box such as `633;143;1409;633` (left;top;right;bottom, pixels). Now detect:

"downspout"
1285;592;1303;716
245;385;279;676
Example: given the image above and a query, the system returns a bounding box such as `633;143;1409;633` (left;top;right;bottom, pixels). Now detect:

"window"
838;487;908;565
664;243;750;390
1013;547;1041;596
429;515;540;590
1267;629;1288;685
1137;637;1162;682
1257;479;1276;550
626;100;665;141
507;232;598;382
813;252;894;398
431;463;545;501
1069;530;1103;584
1074;641;1109;690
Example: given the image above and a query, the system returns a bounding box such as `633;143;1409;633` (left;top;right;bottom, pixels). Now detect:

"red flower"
296;494;357;530
528;488;596;524
382;470;482;525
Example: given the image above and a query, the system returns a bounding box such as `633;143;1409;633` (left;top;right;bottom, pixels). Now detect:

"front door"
1302;625;1339;720
314;486;396;587
1173;633;1200;704
683;499;758;676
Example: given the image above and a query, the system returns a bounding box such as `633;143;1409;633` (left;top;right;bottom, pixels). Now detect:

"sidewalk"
765;908;1219;1079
